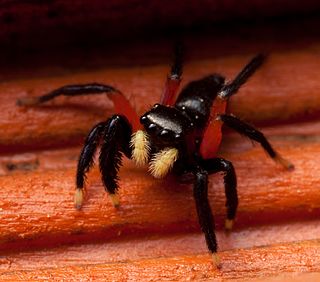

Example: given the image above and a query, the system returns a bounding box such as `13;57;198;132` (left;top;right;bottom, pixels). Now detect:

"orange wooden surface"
0;21;320;280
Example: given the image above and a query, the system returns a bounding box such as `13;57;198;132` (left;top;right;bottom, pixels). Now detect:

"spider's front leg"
193;167;221;268
17;83;140;130
75;114;132;209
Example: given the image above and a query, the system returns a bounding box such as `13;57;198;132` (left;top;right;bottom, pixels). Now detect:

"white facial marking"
130;130;151;166
149;147;178;178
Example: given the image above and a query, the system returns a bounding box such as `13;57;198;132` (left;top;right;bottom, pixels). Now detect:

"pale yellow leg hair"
212;253;222;269
109;193;120;208
130;130;151;166
16;97;40;106
74;188;86;210
149;148;178;178
274;153;294;171
225;219;234;231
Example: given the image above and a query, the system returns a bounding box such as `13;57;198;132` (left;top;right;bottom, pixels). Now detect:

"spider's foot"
109;193;120;208
74;188;85;210
16;97;41;106
225;219;234;231
212;253;222;269
274;154;294;171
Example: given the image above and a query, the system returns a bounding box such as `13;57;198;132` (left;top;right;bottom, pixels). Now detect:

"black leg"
76;121;107;190
99;115;132;206
17;83;118;105
200;158;238;230
219;54;266;99
193;167;220;266
160;42;184;105
220;114;294;170
74;121;107;209
17;83;141;130
170;42;184;79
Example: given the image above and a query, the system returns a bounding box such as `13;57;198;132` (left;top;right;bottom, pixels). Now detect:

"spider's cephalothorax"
17;47;294;267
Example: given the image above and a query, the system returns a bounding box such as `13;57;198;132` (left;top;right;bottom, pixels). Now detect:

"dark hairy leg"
160;43;184;105
200;157;238;230
75;115;132;209
193;167;221;268
220;114;294;170
17;83;140;130
219;54;266;99
99;115;132;207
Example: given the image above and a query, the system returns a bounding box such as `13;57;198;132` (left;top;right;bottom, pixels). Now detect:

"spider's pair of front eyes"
139;104;185;142
141;117;181;140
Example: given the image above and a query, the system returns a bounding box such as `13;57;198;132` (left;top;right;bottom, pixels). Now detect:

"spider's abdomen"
175;74;225;128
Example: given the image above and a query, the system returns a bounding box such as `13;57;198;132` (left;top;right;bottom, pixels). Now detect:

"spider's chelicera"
17;46;294;267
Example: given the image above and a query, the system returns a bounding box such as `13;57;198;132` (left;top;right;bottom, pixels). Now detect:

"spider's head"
140;103;192;146
130;104;192;178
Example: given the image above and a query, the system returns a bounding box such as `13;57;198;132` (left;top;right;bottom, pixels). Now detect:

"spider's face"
130;104;192;179
139;103;191;147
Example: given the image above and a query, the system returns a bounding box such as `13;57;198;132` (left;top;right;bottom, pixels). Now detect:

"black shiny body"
140;74;226;173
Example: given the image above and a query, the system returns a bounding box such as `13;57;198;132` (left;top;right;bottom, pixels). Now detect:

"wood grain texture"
0;138;318;246
0;240;319;281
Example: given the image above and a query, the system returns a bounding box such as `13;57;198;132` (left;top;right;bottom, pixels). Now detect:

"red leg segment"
199;96;227;159
160;75;182;106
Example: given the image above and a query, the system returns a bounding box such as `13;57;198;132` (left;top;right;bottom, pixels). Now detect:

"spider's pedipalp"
130;130;151;166
149;147;178;178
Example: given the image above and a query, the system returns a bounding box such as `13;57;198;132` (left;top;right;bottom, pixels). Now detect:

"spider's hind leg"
220;114;294;170
200;157;238;231
193;167;221;268
219;54;266;99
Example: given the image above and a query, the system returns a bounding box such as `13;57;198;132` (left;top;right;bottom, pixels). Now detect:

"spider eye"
148;123;157;130
160;129;169;137
140;115;147;123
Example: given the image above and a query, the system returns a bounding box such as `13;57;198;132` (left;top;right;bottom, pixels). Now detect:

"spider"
17;47;294;267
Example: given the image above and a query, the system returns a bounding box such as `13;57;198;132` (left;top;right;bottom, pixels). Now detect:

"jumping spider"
17;47;294;267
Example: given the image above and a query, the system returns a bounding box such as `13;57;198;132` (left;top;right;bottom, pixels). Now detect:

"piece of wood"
0;239;319;280
0;220;320;272
0;137;319;251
